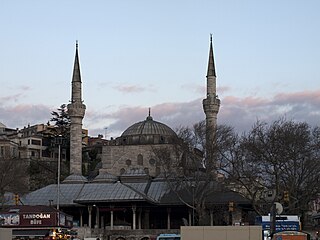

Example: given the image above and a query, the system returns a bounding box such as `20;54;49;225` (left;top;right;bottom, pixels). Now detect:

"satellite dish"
275;202;283;215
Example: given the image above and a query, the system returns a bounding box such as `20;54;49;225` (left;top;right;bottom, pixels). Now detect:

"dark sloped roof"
21;179;250;208
0;205;58;213
74;182;146;203
22;184;85;206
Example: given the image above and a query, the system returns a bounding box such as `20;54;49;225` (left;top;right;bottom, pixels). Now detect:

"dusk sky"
1;1;319;138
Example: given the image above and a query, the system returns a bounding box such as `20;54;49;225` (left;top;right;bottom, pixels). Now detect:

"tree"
0;157;28;208
28;159;69;191
217;118;320;222
153;122;232;225
157;118;320;226
27;104;72;191
50;104;71;162
50;103;71;135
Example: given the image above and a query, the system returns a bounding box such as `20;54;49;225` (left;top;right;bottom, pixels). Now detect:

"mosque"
14;38;252;239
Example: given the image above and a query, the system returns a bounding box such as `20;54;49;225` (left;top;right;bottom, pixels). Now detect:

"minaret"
202;35;220;161
67;42;86;176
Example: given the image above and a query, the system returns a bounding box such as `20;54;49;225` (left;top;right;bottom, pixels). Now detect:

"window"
137;154;143;165
31;139;41;145
126;159;132;166
0;146;4;157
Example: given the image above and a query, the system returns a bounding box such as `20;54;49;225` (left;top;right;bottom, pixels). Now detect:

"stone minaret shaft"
67;42;86;175
202;36;220;160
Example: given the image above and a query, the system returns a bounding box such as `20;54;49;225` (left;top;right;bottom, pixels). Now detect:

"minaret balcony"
202;96;220;106
67;103;86;118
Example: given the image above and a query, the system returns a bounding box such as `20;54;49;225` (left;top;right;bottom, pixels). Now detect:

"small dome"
92;172;118;183
62;174;87;184
120;168;149;183
119;114;177;145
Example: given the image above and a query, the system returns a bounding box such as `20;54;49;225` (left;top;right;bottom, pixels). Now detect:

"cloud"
219;90;320;133
0;93;25;104
16;85;31;91
113;84;156;93
0;104;52;129
2;90;320;139
86;89;320;137
180;84;231;95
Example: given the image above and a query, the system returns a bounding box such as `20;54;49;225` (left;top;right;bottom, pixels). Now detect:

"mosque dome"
118;113;178;145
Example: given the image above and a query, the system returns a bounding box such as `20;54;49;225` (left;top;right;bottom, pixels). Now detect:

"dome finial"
146;108;153;120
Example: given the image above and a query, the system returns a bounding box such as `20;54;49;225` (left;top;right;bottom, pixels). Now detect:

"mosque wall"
100;143;176;177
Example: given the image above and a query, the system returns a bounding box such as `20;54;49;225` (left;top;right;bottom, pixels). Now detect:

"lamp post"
57;142;61;210
191;183;195;226
55;135;63;210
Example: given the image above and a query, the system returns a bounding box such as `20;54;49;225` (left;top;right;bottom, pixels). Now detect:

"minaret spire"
67;41;86;177
202;35;220;166
71;40;82;103
207;34;216;78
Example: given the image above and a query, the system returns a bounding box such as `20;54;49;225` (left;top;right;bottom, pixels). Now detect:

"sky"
0;0;320;138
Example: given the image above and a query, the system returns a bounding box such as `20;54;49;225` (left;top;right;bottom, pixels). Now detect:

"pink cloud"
180;84;231;95
0;93;25;104
0;104;52;129
86;89;320;137
273;90;320;105
113;84;151;93
2;89;320;138
223;95;270;107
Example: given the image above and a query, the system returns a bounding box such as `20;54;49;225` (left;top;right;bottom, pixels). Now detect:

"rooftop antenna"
104;127;108;139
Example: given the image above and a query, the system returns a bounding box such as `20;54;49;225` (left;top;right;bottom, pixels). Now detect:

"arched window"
137;154;143;165
126;159;132;166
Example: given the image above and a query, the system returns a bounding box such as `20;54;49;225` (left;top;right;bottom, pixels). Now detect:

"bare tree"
0;157;28;208
153;122;232;225
218;119;320;220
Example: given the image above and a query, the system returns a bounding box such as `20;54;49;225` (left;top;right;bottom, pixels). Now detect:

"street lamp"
55;135;63;210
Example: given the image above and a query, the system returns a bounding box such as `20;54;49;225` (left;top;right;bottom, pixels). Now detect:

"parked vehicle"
272;231;309;240
156;233;181;240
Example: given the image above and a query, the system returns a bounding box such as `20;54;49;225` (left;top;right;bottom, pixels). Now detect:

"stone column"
138;208;142;229
132;205;137;230
167;208;171;230
144;209;150;229
210;210;213;226
88;206;92;228
80;209;83;227
95;206;99;228
188;209;192;226
110;206;114;230
101;215;104;230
